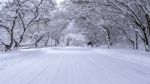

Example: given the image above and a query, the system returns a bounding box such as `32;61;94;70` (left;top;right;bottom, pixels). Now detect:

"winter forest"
0;0;149;52
0;0;150;84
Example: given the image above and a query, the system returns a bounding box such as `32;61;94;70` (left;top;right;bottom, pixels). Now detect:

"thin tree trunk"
143;29;150;52
135;32;139;50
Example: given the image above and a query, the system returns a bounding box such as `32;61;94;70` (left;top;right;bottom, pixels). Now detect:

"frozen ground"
0;47;150;84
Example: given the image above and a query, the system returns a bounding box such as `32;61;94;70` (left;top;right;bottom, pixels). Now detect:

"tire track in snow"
86;52;150;84
0;48;150;84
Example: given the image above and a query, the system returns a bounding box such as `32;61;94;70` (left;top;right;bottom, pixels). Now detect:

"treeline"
65;0;150;52
0;0;150;52
0;0;70;51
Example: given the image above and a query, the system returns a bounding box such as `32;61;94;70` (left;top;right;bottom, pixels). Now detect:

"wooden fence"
0;44;54;52
72;0;99;3
0;44;5;51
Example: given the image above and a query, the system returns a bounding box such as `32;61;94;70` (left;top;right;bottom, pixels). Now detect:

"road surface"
0;48;150;84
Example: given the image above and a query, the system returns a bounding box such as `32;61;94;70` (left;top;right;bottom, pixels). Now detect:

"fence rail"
0;44;5;51
72;0;100;4
0;44;54;52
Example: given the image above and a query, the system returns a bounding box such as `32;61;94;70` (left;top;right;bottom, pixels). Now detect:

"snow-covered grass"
93;48;150;67
0;47;150;84
0;48;41;70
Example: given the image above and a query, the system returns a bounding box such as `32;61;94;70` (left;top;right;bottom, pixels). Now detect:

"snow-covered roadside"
0;48;42;70
93;48;150;67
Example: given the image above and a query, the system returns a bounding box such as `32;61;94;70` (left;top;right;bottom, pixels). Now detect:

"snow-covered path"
0;48;150;84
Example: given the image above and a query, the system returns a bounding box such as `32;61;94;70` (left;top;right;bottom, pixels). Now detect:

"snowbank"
93;48;150;67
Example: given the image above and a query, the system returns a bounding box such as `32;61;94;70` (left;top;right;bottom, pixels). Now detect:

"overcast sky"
0;0;7;2
0;0;6;10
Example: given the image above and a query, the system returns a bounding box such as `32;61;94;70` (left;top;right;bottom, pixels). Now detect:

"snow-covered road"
0;48;150;84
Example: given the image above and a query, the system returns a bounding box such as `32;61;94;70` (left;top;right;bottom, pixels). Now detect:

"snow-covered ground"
0;47;150;84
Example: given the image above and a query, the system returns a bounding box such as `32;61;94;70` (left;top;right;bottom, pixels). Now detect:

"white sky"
56;0;65;3
0;0;65;4
0;0;65;9
0;0;8;2
0;0;64;4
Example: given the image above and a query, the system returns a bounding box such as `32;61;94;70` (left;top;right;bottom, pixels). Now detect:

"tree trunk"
67;39;70;46
44;37;50;47
135;32;138;50
144;42;149;52
34;42;38;47
55;39;60;46
106;29;112;48
141;28;150;52
130;41;135;50
106;33;111;48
